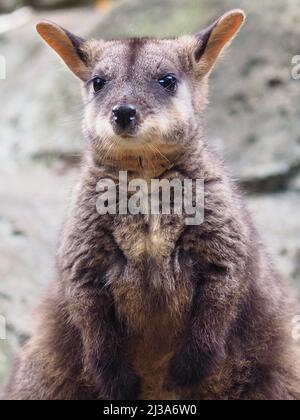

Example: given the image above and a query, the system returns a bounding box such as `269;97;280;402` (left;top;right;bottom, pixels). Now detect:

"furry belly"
110;258;194;399
128;319;180;400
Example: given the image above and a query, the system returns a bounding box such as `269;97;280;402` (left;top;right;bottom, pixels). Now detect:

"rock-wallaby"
4;10;300;400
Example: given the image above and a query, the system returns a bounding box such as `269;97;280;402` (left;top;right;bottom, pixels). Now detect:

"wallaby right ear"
194;10;246;76
36;21;90;81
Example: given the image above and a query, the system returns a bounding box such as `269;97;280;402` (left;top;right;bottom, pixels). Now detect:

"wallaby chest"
113;213;185;263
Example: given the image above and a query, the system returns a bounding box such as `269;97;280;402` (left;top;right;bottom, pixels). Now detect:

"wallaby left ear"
36;21;90;81
195;9;246;75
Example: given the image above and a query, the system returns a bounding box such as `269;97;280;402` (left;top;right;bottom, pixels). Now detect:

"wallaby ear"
194;9;246;75
36;21;90;81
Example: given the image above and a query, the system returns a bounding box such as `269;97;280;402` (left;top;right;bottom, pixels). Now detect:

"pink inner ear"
36;22;89;81
195;11;245;74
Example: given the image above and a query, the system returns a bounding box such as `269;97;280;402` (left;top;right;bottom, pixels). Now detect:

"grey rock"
0;0;95;13
0;1;19;13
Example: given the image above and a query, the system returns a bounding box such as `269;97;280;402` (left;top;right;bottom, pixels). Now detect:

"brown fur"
4;10;300;400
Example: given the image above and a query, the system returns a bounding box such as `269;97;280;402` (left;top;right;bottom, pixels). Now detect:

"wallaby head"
36;10;245;169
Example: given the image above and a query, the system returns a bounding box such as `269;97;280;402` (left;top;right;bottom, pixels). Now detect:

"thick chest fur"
110;213;194;333
113;213;185;263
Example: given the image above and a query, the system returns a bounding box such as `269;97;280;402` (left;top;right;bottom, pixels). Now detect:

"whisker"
148;143;171;164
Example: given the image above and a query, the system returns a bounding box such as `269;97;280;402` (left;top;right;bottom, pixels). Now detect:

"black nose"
112;105;137;130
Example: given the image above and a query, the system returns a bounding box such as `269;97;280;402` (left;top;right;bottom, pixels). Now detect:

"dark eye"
93;77;106;93
158;74;177;93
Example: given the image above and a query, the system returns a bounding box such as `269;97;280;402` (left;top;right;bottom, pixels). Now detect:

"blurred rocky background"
0;0;300;391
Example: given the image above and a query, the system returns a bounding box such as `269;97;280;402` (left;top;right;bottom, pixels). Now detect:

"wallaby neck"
87;143;183;180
